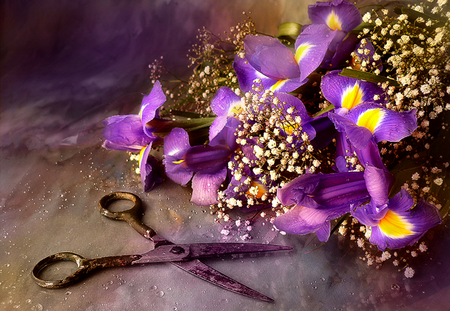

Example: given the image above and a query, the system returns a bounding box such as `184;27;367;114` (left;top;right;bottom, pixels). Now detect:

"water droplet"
156;290;165;297
391;284;400;290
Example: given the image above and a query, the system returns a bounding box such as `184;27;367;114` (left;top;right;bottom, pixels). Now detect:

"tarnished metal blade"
188;243;292;258
170;259;274;302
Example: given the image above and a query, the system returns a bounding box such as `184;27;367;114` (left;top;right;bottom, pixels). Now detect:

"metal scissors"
31;192;291;302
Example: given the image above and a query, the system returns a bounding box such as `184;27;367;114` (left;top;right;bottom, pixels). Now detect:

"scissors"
31;192;291;302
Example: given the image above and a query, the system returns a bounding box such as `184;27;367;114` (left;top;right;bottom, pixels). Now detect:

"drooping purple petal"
164;127;190;156
344;103;417;143
323;32;359;69
295;24;337;81
351;202;386;227
321;70;388;111
363;164;391;208
329;112;373;150
335;132;354;172
210;117;240;151
102;115;154;152
244;35;299;79
233;56;278;92
308;0;362;32
270;77;308;93
277;171;369;210
184;145;232;174
210;86;242;117
315;221;332;242
209;88;241;141
139;80;166;125
274;205;330;235
353;137;386;170
139;143;163;192
190;168;227;206
368;190;442;250
163;128;193;185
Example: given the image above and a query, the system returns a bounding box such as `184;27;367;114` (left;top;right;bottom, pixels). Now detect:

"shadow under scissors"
31;192;292;302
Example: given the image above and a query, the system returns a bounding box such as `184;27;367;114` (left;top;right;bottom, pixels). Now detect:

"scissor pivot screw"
170;246;185;255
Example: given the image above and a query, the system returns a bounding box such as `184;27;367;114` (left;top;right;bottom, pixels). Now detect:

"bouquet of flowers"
101;0;449;276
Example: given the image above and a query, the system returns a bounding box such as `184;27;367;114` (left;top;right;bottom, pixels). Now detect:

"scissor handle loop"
98;192;142;220
31;252;89;288
98;192;158;240
32;251;141;289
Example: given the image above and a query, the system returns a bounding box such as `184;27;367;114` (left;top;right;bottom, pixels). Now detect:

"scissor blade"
170;259;274;302
133;243;292;264
188;243;292;259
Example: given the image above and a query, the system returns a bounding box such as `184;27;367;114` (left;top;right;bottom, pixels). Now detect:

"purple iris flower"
329;103;417;171
102;81;166;191
329;103;417;151
308;0;362;68
233;25;336;93
352;165;442;250
163;127;193;186
209;86;243;141
274;171;371;241
163;118;240;205
321;70;388;115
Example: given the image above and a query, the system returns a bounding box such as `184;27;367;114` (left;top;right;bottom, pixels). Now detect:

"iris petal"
210;86;242;117
233;56;278;92
139;80;166;126
163;128;193;185
295;24;337;81
308;0;362;33
356;189;442;250
191;168;227;206
102;115;154;152
321;70;388;111
244;35;299;79
345;104;417;143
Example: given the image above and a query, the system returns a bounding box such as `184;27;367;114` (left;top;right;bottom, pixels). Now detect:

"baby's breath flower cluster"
358;0;449;117
355;0;450;209
212;82;329;221
150;15;256;116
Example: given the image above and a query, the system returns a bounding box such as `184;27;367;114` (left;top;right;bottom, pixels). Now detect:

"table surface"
1;1;449;310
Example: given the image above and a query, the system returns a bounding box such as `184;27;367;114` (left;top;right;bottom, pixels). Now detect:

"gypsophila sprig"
165;15;256;116
101;0;448;278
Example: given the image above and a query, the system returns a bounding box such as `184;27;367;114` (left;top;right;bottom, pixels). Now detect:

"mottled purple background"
1;1;449;310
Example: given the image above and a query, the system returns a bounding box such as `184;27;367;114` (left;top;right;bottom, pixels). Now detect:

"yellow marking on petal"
378;210;415;238
172;159;184;164
138;146;147;169
341;82;363;110
246;180;268;199
270;79;288;91
282;122;300;135
326;10;342;31
356;108;385;133
295;44;314;64
229;103;244;116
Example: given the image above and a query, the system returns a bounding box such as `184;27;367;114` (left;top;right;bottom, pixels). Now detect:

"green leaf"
313;104;335;118
350;22;375;34
339;68;400;87
171;110;210;118
277;22;302;38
